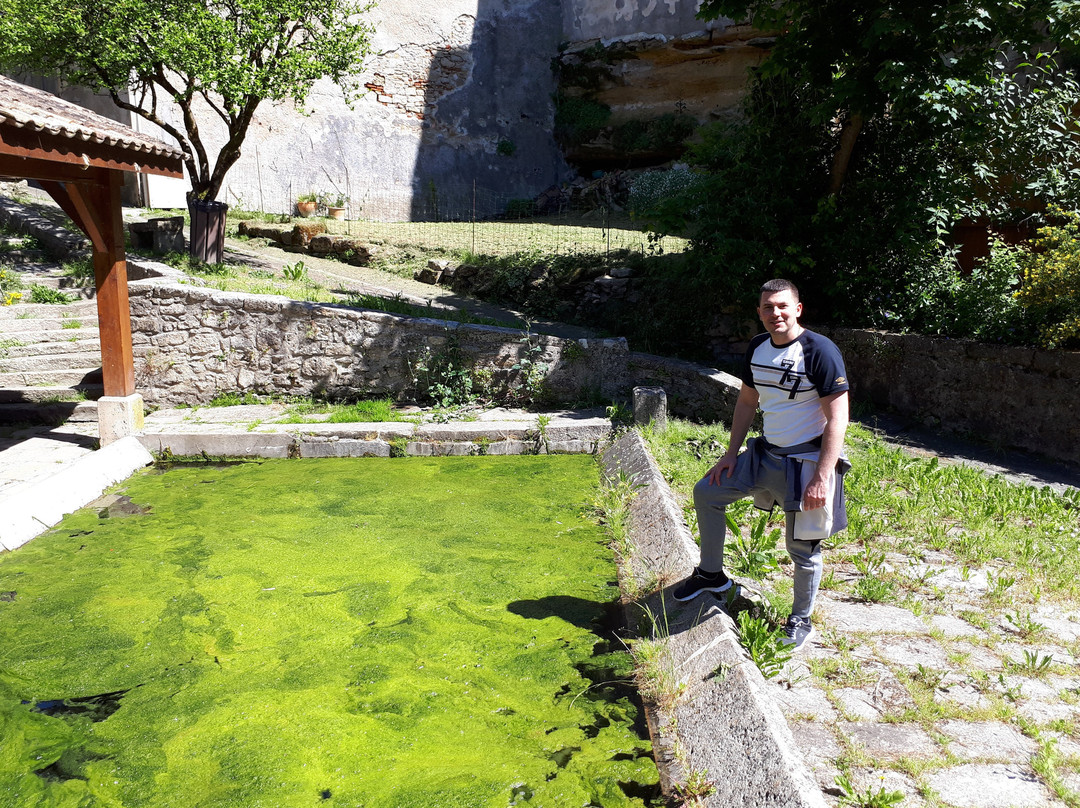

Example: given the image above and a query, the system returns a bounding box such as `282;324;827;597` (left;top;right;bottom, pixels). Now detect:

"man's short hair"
760;278;800;301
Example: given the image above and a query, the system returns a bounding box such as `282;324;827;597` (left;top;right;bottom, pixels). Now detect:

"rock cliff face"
555;25;770;171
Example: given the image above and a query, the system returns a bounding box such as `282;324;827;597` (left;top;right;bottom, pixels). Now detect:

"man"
673;278;850;650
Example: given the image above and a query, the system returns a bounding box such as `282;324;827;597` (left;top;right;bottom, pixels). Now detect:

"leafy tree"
0;0;375;202
631;0;1080;338
698;0;1080;198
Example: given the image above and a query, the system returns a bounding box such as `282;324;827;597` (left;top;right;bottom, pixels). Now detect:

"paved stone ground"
736;541;1080;806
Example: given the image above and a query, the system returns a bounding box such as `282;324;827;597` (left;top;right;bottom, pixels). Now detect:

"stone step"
0;300;98;321
2;336;101;357
0;315;97;333
0;399;97;425
0;385;103;403
0;351;102;372
0;248;52;264
0;367;102;388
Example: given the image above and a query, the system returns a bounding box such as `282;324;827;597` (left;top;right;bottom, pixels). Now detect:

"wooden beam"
81;171;136;398
0;126;184;179
37;180;99;250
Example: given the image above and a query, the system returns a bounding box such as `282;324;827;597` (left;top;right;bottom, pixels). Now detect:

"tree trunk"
828;113;864;198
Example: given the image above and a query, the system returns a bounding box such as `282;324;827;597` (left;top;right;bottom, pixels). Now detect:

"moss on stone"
0;456;659;807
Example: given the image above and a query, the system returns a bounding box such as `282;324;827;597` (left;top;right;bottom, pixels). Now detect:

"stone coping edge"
136;421;612;459
599;430;827;808
0;436;154;552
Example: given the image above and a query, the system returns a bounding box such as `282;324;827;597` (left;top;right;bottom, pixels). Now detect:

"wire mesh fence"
282;181;688;260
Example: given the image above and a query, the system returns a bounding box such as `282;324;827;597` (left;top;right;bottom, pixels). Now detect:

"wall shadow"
410;1;570;221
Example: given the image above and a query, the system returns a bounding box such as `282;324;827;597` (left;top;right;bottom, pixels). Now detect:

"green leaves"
0;0;374;200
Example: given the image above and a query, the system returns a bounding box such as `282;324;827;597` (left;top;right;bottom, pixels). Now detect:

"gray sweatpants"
693;447;824;620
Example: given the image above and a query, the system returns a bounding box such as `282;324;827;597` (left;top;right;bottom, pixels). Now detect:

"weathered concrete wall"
821;327;1080;466
127;280;630;406
15;3;761;216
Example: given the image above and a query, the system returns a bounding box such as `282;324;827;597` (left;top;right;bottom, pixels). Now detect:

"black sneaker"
781;615;814;649
672;567;732;601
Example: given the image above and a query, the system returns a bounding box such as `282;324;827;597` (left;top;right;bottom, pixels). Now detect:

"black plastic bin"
188;198;229;264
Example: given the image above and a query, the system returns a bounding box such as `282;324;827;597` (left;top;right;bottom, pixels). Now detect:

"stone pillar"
97;394;145;446
633;386;667;430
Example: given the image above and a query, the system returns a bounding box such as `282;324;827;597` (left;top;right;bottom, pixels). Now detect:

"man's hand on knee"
707;452;739;485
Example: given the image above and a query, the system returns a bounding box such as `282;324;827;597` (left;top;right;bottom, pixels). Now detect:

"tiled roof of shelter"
0;75;184;161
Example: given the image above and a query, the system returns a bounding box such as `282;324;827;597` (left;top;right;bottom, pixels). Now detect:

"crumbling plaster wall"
154;0;573;219
137;0;757;218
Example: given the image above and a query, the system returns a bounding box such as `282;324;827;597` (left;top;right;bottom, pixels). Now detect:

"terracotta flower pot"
297;200;318;218
327;206;346;220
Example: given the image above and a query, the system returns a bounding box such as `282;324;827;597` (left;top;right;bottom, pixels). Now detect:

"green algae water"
0;456;660;808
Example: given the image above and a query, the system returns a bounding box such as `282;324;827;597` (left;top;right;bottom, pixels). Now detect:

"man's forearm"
814;393;849;479
726;398;757;457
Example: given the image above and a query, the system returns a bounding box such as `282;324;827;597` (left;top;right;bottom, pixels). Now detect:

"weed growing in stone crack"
410;334;475;409
854;574;895;603
630;630;685;709
987;570;1017;602
673;766;716;807
1008;649;1055;676
733;610;792;680
1005;609;1048;639
506;320;551;406
591;470;641;573
727;512;784;580
1028;729;1080;808
834;772;905;808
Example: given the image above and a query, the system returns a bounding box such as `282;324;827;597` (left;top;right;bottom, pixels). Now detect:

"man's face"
758;289;803;343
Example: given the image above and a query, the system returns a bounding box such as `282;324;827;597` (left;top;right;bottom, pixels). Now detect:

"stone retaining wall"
127;280;632;407
821;327;1080;465
600;432;827;807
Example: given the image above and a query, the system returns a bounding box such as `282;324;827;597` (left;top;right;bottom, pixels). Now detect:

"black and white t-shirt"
741;330;850;448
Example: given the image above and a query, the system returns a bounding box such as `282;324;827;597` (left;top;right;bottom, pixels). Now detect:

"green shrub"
1016;208;1080;348
553;95;611;145
505;198;537;219
29;284;73;304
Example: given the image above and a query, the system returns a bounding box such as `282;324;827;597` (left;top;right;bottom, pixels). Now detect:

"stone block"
633;385;667;429
97;394;145;446
138;433;296;458
545;439;596;454
291;221;326;248
431;441;477;456
483;440;528;455
128;216;185;254
413;265;442;284
925;764;1053;808
299;439;390;457
1032;349;1080;378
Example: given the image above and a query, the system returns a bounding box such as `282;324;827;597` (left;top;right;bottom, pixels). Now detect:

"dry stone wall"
127;280;631;407
821;327;1080;465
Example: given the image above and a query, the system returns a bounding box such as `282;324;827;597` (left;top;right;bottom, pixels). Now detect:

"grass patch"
643;420;1080;606
344;292;516;328
0;457;660;807
280;396;406;424
233;214;687;259
61;256;94;281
